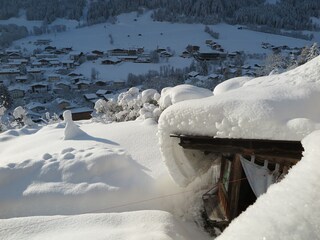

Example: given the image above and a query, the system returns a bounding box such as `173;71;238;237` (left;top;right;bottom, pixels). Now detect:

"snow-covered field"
0;116;214;239
15;11;314;55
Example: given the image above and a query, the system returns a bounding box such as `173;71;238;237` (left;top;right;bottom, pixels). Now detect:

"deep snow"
159;55;320;186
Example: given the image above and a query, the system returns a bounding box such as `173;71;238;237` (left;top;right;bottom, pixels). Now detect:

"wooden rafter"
170;134;303;165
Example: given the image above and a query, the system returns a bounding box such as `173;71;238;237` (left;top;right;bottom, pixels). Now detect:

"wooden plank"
228;154;242;220
170;135;303;163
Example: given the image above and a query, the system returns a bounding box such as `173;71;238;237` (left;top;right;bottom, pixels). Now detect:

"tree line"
0;0;85;23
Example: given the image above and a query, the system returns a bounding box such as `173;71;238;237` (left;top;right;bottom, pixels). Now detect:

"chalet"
135;57;151;63
128;49;137;56
53;49;65;55
8;52;21;59
111;81;126;89
27;69;43;82
208;73;220;80
47;74;61;82
188;71;199;78
15;75;28;83
108;49;128;56
160;51;173;58
84;93;98;102
92;50;104;56
38;59;50;66
96;89;113;97
0;69;20;85
35;53;57;59
69;51;84;61
71;76;85;84
242;65;252;70
61;47;73;53
31;61;43;68
156;48;166;54
31;83;48;93
118;56;138;62
55;82;71;91
26;102;47;113
48;59;61;67
76;80;90;90
180;51;191;58
55;98;71;110
205;40;213;45
68;72;83;78
34;39;51;45
9;86;26;99
272;46;282;54
44;46;57;52
62;107;93;121
170;135;303;231
86;53;99;61
62;60;75;69
101;57;122;65
195;52;227;61
189;45;200;53
103;94;115;101
8;59;28;67
94;80;107;87
53;83;71;95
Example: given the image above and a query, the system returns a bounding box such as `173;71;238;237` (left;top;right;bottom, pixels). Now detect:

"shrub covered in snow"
93;85;213;123
12;106;34;128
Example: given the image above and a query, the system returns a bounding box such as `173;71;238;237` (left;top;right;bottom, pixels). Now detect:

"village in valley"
0;30;311;123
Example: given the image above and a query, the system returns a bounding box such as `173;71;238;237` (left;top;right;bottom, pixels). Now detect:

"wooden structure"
171;134;303;230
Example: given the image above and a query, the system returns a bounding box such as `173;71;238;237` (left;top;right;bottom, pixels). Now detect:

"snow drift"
158;56;320;187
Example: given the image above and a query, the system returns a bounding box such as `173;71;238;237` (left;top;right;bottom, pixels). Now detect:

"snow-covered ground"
15;11;313;55
0;117;214;239
0;210;209;240
75;57;192;82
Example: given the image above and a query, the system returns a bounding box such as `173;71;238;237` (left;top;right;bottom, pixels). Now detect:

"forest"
0;0;319;30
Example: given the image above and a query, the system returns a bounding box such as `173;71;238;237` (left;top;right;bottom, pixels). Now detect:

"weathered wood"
228;154;242;220
170;134;303;163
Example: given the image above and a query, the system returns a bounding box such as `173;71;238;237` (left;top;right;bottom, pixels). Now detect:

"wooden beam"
228;154;242;220
170;135;303;163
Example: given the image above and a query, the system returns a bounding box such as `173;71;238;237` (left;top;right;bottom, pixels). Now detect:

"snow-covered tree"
0;85;12;109
12;106;33;128
93;88;161;123
306;43;320;62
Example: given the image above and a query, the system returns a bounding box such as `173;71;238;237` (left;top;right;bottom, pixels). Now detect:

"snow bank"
158;56;320;186
0;119;215;221
159;84;213;109
213;76;253;95
0;121;160;218
217;130;320;239
0;210;209;240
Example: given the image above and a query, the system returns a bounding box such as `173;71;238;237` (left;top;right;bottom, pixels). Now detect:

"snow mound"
217;130;320;240
0;120;214;221
0;210;209;240
158;56;320;186
0;143;153;218
63;110;87;140
159;84;213;109
213;76;253;95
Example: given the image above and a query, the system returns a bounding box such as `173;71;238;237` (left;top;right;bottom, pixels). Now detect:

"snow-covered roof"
158;56;320;187
84;93;98;100
25;102;46;110
159;84;213;109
